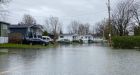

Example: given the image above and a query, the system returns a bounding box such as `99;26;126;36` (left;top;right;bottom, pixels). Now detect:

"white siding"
58;34;94;42
58;36;73;41
94;38;104;42
78;35;93;43
0;37;8;44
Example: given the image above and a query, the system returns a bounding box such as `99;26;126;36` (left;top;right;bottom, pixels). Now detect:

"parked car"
42;36;54;44
24;38;49;46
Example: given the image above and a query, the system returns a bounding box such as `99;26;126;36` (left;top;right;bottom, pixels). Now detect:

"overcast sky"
6;0;120;32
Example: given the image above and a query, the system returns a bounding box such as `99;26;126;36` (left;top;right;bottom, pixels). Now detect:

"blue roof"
9;24;43;29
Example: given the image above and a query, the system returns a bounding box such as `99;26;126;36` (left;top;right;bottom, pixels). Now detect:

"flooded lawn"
0;44;140;75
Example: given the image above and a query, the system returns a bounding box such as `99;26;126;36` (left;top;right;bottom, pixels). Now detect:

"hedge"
112;36;140;49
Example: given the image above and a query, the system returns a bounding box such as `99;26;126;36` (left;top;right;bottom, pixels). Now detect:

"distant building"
57;34;94;43
0;21;10;44
58;34;78;41
79;35;94;43
9;24;44;40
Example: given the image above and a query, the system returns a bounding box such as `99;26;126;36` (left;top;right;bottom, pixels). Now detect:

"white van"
42;36;53;43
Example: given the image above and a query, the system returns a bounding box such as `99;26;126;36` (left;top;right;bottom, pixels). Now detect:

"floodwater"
0;44;140;75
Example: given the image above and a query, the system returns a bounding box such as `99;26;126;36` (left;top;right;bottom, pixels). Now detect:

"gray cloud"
6;0;120;32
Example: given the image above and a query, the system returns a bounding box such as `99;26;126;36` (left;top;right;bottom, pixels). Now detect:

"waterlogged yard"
0;44;140;75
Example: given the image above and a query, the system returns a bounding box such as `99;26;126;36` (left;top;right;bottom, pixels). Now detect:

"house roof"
9;25;30;28
0;21;10;25
9;24;43;29
60;34;94;37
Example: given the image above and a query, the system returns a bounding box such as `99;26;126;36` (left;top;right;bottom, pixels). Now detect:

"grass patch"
0;43;54;49
0;52;8;55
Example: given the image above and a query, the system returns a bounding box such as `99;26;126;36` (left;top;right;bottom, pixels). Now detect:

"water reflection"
0;44;140;75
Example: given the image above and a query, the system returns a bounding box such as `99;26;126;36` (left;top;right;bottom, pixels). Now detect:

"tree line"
96;0;140;39
3;0;140;41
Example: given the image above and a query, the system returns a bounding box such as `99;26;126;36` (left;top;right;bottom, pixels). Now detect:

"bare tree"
0;0;10;4
20;14;36;25
68;20;90;35
84;23;90;34
132;3;140;26
96;21;105;37
95;18;121;39
78;23;90;35
68;20;79;34
45;16;62;42
111;0;135;36
78;24;85;35
130;2;140;35
95;19;111;39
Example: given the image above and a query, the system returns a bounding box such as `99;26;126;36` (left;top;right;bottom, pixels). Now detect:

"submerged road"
0;44;140;75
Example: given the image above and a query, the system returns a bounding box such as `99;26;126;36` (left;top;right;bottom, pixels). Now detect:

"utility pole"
107;0;112;47
103;18;106;40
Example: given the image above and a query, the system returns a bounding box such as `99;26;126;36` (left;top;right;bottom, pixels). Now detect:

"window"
60;36;64;38
38;35;42;39
28;32;33;38
0;24;8;37
2;24;7;29
43;37;46;40
28;28;30;32
73;36;76;40
88;37;91;40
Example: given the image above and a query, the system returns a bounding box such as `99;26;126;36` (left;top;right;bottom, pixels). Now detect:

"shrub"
43;31;48;36
134;26;140;36
88;40;94;43
112;36;140;49
72;40;80;43
79;39;83;44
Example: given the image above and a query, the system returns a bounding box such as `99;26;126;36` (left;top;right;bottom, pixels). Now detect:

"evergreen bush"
112;36;140;49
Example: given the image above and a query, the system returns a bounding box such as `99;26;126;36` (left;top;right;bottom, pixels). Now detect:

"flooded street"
0;44;140;75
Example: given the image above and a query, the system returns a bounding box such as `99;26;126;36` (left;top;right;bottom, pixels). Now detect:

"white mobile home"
79;35;93;43
58;34;78;41
58;34;94;43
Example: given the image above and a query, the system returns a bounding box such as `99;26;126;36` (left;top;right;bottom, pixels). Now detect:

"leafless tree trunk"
20;14;36;25
45;16;62;43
